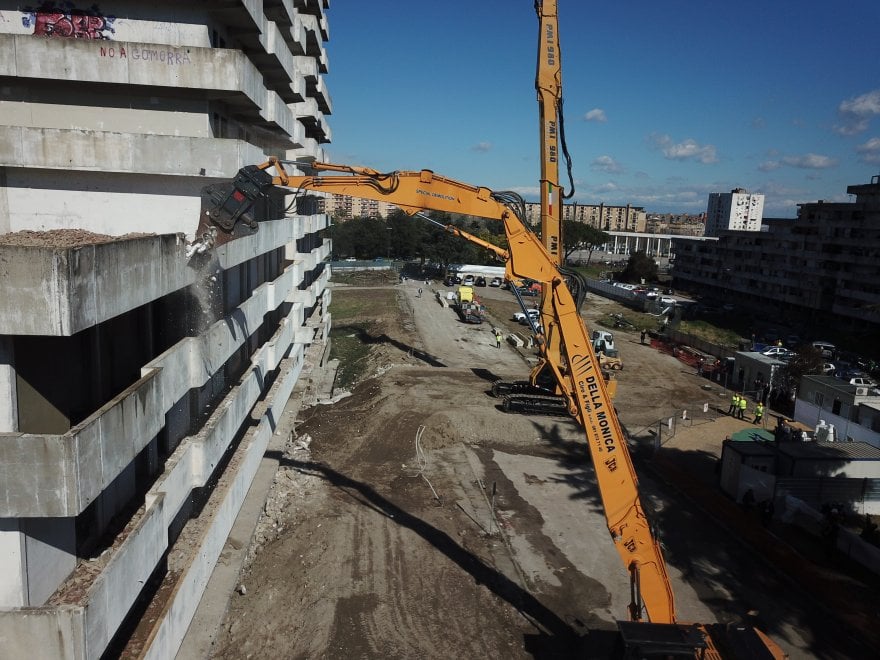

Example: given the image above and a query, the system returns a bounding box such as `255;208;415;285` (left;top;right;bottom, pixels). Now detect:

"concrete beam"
0;35;265;111
0;127;269;177
0;269;310;517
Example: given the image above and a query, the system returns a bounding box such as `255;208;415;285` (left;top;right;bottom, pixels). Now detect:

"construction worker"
495;329;503;348
728;393;739;416
738;395;748;420
754;402;764;425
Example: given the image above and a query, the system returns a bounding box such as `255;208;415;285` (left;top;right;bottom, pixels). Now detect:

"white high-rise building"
705;188;764;236
0;2;333;657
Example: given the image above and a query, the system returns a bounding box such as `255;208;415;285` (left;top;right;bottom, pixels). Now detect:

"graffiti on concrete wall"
21;2;116;40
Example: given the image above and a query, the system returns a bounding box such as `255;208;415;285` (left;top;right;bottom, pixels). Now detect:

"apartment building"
705;188;764;236
672;176;880;335
523;201;647;232
0;1;333;657
320;192;399;219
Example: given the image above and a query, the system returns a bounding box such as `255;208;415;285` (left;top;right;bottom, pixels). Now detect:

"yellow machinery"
196;158;787;659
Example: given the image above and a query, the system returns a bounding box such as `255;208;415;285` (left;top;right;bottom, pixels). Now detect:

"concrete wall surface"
0;0;332;653
0;606;87;659
0;216;319;337
0;234;191;336
0;314;313;657
0;127;269;179
0;35;266;113
143;356;301;660
0;270;308;517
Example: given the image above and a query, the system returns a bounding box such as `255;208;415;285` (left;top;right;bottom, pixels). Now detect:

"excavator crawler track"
501;393;570;416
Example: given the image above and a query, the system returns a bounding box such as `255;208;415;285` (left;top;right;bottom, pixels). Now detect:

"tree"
387;209;427;260
775;346;827;404
617;250;658;284
329;216;388;259
563;221;609;264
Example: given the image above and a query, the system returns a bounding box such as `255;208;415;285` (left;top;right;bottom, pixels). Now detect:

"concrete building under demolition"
0;1;333;657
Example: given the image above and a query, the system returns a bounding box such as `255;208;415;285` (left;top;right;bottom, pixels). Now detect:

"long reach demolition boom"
195;158;787;659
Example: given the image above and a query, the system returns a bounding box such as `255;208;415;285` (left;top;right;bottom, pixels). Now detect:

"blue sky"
324;1;880;217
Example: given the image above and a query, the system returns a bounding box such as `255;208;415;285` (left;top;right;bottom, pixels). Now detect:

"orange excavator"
195;158;787;659
488;1;583;411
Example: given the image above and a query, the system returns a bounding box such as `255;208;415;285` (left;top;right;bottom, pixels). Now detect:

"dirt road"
206;279;855;659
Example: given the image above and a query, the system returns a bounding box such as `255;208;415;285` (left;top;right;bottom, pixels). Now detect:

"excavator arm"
197;159;787;658
535;0;566;266
199;158;675;621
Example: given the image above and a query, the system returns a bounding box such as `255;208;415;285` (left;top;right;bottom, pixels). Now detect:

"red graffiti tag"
33;11;108;39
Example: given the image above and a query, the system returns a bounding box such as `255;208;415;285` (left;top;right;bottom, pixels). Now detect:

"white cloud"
856;137;880;164
470;141;492;153
584;108;607;122
590;155;624;174
758;160;782;172
594;182;619;193
834;89;880;135
758;153;837;171
648;133;718;164
780;153;838;169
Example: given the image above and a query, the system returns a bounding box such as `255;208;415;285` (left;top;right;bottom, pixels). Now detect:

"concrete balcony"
0;314;311;657
0;35;304;132
301;13;327;60
312;74;333;114
295;102;331;143
264;0;296;26
0;127;268;178
262;90;301;139
287;136;326;163
0;234;192;337
211;0;263;36
0;217;302;338
293;0;327;17
245;21;297;103
0;224;314;520
280;12;307;57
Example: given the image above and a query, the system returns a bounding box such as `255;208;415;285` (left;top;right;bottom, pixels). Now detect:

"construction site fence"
660;328;740;362
627;400;722;448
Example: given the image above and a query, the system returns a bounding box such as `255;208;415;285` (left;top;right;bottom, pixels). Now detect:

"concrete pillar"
0;167;9;234
0;520;27;606
0;336;18;432
0;517;75;606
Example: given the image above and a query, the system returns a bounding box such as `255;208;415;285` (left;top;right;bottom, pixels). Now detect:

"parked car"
489;277;502;287
761;346;796;360
659;296;676;306
849;376;878;388
517;287;539;297
512;309;540;324
462;276;475;286
475;276;487;287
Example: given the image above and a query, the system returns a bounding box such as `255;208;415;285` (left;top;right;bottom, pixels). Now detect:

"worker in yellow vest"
728;393;739;416
754;402;765;425
738;395;748;420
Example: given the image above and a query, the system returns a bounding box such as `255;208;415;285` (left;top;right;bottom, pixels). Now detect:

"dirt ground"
206;278;869;659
